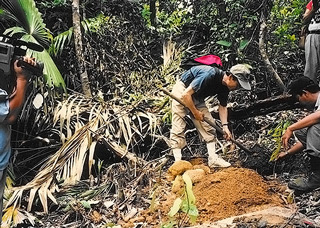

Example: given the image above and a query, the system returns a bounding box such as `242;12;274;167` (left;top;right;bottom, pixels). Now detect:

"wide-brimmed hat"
230;64;252;90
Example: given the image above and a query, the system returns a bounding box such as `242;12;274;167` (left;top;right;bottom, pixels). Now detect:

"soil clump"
139;161;285;227
192;167;283;221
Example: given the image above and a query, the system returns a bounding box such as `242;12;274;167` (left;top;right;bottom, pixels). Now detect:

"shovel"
160;87;252;154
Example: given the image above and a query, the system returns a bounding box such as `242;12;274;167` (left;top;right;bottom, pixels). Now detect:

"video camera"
0;35;44;94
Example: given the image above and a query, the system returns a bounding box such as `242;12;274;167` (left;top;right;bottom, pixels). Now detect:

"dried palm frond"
161;39;184;85
4;38;180;224
6;120;97;213
5;94;160;215
1;206;37;228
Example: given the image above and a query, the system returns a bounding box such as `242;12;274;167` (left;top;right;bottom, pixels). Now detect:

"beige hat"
230;64;252;90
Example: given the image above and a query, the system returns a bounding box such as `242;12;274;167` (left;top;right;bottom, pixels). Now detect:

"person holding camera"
0;57;36;222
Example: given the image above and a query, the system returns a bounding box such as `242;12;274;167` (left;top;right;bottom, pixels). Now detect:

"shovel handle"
203;116;252;154
160;87;252;154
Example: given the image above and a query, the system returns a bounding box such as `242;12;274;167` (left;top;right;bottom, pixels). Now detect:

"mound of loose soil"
138;163;285;227
192;167;283;222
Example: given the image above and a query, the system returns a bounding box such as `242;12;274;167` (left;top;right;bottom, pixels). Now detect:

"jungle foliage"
0;0;311;226
34;0;307;98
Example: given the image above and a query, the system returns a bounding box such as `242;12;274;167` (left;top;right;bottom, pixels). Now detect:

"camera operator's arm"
4;57;35;124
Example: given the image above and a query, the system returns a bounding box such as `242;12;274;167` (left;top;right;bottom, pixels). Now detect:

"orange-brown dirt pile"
141;162;285;227
192;167;284;222
123;160;287;227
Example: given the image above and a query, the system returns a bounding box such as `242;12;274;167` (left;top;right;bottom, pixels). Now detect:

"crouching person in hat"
280;76;320;193
170;64;252;167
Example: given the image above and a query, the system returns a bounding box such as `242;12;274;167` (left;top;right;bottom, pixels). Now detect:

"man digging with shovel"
169;63;252;168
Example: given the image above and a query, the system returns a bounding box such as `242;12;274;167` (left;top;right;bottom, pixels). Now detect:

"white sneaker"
173;149;182;161
208;155;231;168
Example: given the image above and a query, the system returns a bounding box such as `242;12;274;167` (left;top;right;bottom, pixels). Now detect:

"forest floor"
111;110;320;228
117;159;315;228
137;164;286;227
38;148;320;228
37;110;320;228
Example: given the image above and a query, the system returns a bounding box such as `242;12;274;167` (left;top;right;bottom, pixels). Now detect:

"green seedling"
268;120;291;161
161;173;198;227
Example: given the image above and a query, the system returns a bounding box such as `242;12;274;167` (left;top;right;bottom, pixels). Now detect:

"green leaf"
181;200;198;215
216;40;232;47
168;198;182;217
181;200;198;224
239;39;249;51
53;0;66;5
282;121;291;134
182;173;196;204
50;27;73;56
188;204;199;217
180;199;189;213
80;200;91;209
269;143;281;162
1;0;66;91
160;221;176;228
190;215;197;224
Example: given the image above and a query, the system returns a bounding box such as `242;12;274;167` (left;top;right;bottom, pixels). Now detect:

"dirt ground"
130;160;286;227
192;167;283;222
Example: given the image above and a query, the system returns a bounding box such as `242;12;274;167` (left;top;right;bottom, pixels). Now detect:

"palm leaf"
19;0;51;46
2;26;25;34
5;95;161;214
50;27;73;56
1;0;50;46
0;0;27;28
7;120;96;213
27;187;38;212
88;141;97;176
50;14;108;56
0;0;66;90
2;206;36;227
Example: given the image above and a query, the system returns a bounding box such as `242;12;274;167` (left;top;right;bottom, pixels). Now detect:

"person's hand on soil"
281;128;293;150
223;125;232;140
276;151;289;160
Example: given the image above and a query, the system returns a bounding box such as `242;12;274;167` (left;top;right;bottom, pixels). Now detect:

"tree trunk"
72;0;92;98
214;0;227;18
150;0;156;27
211;94;299;120
259;12;285;92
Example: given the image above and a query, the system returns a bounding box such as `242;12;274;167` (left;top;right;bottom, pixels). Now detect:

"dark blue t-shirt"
180;65;229;106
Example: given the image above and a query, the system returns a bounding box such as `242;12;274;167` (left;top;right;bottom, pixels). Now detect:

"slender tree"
150;0;156;26
259;3;285;92
72;0;92;98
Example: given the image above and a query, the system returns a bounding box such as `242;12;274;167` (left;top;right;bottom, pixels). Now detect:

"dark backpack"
180;54;223;70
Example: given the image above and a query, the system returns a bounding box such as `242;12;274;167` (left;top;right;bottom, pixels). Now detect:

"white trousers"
170;80;216;149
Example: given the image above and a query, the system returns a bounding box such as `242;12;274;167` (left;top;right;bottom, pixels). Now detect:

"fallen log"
189;206;318;228
211;94;300;120
100;137;146;165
